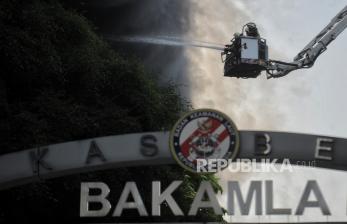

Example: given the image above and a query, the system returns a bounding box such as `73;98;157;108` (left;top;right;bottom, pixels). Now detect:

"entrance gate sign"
1;108;347;223
1;131;347;189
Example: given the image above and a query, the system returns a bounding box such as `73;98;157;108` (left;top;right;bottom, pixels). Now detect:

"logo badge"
169;109;240;172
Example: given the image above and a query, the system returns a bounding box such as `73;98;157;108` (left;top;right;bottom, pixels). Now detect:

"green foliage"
0;0;224;222
0;0;190;153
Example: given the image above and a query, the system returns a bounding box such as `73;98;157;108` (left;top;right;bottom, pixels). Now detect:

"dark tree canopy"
0;0;224;222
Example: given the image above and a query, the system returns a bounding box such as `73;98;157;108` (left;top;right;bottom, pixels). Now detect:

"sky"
182;0;347;222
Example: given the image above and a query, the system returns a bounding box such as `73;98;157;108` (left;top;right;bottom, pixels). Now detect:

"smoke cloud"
84;0;286;130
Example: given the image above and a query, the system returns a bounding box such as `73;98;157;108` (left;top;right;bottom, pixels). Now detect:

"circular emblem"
169;109;240;173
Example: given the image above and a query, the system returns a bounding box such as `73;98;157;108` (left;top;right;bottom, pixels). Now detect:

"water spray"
106;35;225;51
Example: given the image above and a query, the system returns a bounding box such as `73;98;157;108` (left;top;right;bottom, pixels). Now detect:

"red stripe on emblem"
217;129;230;143
180;118;222;157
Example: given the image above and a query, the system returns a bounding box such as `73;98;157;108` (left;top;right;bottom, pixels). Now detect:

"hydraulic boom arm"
267;5;347;78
